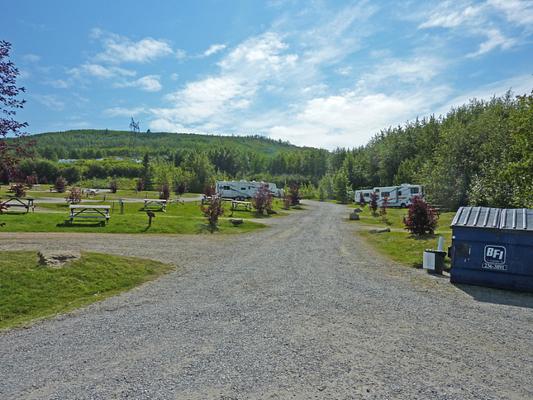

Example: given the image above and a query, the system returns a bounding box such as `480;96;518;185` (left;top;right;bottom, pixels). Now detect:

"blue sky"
5;0;533;149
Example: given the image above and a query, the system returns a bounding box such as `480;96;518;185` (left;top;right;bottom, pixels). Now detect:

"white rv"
354;189;376;204
373;184;423;207
215;180;283;200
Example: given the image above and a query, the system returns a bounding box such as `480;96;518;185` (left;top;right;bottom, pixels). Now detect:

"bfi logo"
484;245;506;264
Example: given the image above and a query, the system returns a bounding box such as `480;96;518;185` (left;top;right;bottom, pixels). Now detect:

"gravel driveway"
0;201;532;399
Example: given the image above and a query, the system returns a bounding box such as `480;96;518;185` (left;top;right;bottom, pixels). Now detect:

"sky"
4;0;533;149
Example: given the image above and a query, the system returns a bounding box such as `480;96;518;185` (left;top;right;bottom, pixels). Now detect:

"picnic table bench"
69;205;110;224
0;197;34;213
229;200;252;211
143;199;167;212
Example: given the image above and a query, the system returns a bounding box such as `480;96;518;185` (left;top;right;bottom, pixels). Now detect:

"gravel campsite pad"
0;201;532;399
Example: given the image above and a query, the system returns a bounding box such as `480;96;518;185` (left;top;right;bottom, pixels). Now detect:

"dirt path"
0;201;532;399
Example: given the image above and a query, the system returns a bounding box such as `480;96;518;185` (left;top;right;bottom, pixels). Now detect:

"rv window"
364;193;369;197
411;188;419;194
223;186;230;190
241;187;246;190
381;192;390;197
398;190;402;196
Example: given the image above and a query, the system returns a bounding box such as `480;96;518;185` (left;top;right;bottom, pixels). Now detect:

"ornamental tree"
0;41;31;175
403;196;439;235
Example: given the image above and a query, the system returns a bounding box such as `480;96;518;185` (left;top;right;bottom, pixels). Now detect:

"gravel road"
1;201;532;399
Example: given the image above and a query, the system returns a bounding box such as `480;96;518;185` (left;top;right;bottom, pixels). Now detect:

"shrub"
109;179;118;193
200;195;224;232
288;183;300;206
253;183;273;215
379;196;389;224
333;171;350;203
403;196;439;235
25;174;38;188
66;187;82;204
54;176;67;193
358;192;366;207
174;182;186;195
369;192;378;216
203;185;216;197
135;178;145;192
10;183;26;198
283;193;291;209
159;183;170;200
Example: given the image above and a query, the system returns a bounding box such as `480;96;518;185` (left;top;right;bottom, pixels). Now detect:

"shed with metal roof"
449;207;533;292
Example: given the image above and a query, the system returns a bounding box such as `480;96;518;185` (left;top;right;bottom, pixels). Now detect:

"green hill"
30;130;303;160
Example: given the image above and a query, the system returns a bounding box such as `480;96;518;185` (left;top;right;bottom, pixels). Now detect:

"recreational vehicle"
215;180;283;200
374;184;423;207
355;184;423;207
354;189;375;204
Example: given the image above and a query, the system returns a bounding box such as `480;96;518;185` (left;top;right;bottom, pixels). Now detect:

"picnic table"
143;199;167;212
69;205;110;224
0;197;34;213
230;200;252;211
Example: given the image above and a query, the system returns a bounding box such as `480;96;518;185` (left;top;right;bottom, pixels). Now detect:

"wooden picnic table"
69;205;110;224
0;197;34;213
230;200;252;211
143;199;167;212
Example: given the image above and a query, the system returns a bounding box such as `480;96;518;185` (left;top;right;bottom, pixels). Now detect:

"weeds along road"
1;201;532;399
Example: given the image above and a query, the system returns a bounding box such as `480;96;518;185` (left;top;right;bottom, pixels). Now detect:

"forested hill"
30;130;303;159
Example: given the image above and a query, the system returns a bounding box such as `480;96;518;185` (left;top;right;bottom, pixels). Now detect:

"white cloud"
93;31;174;64
488;0;533;27
170;73;179;81
360;57;444;85
419;3;482;29
116;75;162;92
45;79;70;89
32;94;65;111
150;32;298;130
467;28;517;57
104;107;147;117
70;63;136;79
203;43;226;57
22;54;41;63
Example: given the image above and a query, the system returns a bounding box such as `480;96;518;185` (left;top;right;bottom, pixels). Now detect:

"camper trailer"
354;189;375;204
373;184;423;207
215;180;283;200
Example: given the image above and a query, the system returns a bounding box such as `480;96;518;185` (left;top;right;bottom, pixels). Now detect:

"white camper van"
215;180;283;200
373;184;423;207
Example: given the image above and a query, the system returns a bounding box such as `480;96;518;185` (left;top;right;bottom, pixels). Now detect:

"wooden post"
119;199;124;214
147;210;155;227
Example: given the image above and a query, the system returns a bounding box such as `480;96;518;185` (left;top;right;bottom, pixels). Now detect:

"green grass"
352;207;454;268
0;251;173;330
0;198;291;234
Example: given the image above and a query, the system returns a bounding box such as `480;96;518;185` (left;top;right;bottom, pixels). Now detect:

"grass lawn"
0;251;173;330
0;198;293;234
352;207;455;268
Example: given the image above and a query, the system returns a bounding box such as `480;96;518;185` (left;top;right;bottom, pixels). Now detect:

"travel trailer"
354;189;375;204
215;180;283;200
354;184;423;207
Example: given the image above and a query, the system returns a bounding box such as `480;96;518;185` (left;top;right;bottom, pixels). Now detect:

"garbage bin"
423;249;446;274
449;207;533;292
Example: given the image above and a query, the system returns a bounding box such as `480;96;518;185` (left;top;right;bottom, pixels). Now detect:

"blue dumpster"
450;207;533;292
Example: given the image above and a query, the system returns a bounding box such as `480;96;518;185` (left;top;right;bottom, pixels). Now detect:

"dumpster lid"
451;207;533;231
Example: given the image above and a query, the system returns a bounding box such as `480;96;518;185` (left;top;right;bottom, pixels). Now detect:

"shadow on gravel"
455;284;533;309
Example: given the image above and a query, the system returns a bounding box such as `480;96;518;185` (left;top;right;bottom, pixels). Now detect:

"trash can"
449;207;533;292
423;249;446;274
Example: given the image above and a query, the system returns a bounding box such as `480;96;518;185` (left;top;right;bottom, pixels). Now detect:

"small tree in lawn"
253;183;273;215
369;192;378;216
200;194;224;233
333;171;350;204
203;185;216;197
358;192;366;208
174;181;186;195
25;173;37;188
136;178;145;192
66;187;82;204
159;183;170;200
54;176;66;193
403;196;439;236
379;196;389;224
288;183;300;206
282;192;291;209
10;183;25;198
109;179;118;193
